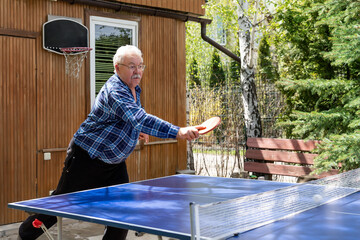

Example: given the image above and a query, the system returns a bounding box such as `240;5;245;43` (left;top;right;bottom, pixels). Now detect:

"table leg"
57;217;62;240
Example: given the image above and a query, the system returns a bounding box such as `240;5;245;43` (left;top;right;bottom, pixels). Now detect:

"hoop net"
60;47;92;78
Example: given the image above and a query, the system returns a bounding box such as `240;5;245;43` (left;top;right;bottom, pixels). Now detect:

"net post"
190;202;201;240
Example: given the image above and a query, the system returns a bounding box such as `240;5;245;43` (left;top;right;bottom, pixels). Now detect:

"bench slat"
245;149;317;165
246;137;321;151
244;162;339;179
244;161;313;177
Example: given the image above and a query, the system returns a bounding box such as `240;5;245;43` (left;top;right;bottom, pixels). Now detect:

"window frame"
89;16;139;106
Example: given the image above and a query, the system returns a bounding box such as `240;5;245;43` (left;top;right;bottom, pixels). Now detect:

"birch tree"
236;0;262;137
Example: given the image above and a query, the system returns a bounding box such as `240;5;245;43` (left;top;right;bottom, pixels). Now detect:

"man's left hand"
139;133;149;143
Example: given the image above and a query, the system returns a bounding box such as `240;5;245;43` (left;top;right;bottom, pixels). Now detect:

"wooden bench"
244;137;339;181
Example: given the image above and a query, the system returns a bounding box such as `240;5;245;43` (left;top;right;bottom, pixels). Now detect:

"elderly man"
18;45;201;240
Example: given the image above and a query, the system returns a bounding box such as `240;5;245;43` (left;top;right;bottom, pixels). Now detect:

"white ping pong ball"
312;194;323;204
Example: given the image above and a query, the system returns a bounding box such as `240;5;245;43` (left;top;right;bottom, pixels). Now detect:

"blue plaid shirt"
74;74;180;164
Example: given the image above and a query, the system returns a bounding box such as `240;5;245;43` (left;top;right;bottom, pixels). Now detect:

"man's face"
115;52;144;90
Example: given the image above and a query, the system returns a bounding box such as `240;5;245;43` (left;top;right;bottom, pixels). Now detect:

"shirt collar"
115;73;142;94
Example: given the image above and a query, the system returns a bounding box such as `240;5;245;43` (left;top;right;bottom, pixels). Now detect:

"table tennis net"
190;168;360;240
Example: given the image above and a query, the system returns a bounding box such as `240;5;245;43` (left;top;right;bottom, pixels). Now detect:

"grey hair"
113;45;143;73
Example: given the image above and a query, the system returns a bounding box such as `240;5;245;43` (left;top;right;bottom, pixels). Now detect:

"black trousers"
19;139;129;240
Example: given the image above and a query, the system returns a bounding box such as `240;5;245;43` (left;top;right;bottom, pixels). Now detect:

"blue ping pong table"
8;174;360;240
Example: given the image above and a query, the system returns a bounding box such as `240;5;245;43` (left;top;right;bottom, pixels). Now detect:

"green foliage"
276;78;357;113
272;0;360;173
257;35;278;83
314;0;360;69
272;0;336;80
188;58;201;88
185;0;239;87
209;50;226;87
314;132;360;173
229;49;241;84
229;59;241;84
186;21;213;85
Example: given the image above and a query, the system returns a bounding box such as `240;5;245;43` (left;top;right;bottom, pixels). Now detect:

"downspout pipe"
60;0;241;63
200;22;241;63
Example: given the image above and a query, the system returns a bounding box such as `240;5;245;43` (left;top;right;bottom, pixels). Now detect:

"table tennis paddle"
198;116;221;135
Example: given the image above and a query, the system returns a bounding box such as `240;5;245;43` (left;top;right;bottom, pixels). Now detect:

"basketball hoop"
60;47;92;78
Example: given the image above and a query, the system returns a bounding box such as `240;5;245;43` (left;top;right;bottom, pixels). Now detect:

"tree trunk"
237;1;262;138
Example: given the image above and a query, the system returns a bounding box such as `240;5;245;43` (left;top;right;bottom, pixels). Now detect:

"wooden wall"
1;35;38;225
0;0;204;225
115;0;205;15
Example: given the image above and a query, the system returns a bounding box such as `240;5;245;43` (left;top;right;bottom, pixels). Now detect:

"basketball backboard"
43;18;89;55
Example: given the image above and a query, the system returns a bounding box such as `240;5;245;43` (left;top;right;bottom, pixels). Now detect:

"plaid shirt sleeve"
74;74;180;164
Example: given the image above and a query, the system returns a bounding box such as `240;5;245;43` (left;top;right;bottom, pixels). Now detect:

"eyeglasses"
119;63;146;71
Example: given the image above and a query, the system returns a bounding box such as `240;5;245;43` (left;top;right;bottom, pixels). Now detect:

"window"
89;16;138;106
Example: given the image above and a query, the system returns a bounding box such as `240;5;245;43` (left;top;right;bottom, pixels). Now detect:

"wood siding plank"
114;0;205;15
0;36;37;224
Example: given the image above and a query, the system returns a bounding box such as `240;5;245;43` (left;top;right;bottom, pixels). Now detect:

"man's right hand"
176;126;205;141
